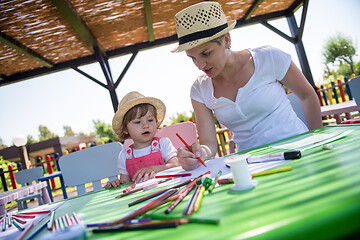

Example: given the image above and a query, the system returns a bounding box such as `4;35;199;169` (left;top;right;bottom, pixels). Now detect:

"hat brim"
171;20;236;53
112;97;166;135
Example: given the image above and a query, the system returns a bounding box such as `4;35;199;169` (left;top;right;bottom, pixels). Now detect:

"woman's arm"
177;99;218;171
281;61;323;130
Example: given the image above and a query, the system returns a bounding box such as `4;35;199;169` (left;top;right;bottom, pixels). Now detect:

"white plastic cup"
224;154;258;191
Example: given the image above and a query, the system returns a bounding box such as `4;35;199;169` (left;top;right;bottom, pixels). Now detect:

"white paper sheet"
269;130;353;151
133;156;291;191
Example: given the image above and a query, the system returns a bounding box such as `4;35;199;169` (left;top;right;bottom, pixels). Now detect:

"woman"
172;2;322;170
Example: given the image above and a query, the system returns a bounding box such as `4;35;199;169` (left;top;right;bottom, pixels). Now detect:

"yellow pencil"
193;186;205;212
252;166;292;177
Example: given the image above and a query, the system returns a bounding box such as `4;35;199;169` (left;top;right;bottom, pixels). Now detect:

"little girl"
105;91;179;187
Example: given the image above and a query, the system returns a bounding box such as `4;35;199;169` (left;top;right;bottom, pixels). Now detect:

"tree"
63;125;75;136
38;125;58;141
322;34;357;75
93;120;118;143
27;135;37;144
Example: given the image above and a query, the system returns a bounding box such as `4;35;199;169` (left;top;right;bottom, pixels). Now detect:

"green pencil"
208;170;222;193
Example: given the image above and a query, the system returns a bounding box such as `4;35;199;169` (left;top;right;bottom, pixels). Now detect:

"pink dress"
125;137;165;179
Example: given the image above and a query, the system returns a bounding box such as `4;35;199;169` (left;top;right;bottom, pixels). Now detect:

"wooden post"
337;79;346;102
8;165;17;189
45;155;56;189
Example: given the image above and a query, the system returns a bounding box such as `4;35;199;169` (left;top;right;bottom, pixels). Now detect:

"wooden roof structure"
0;0;312;111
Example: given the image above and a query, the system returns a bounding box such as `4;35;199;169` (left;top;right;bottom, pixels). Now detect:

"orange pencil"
176;133;207;167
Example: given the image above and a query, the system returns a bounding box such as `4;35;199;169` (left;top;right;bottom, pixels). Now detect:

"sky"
0;0;359;146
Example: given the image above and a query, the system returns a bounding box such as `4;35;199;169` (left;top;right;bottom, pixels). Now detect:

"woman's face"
185;36;229;78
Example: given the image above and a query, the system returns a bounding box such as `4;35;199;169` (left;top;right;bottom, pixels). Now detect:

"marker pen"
247;151;301;164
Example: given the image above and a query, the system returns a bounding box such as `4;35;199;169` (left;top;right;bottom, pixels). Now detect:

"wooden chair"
58;142;123;196
341;76;360;124
216;127;236;157
349;76;360;106
14;166;45;210
123;121;198;149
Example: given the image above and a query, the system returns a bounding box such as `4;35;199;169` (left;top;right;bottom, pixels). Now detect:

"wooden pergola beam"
244;0;264;21
0;31;53;68
51;0;104;54
143;0;155;42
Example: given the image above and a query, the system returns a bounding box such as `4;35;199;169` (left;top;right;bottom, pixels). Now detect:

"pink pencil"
155;173;192;178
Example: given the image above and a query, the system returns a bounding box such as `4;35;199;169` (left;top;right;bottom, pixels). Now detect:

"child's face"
126;109;157;149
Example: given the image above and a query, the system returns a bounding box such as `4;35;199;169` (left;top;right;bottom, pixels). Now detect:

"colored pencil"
183;184;201;216
144;214;220;225
47;211;55;230
12;216;26;224
165;182;195;214
2;216;6;231
86;217;152;228
26;219;50;240
12;214;35;219
72;212;81;224
176;133;207;167
12;219;25;231
128;179;192;207
7;214;12;227
208;170;222;193
116;177;173;198
155;173;192;178
93;219;187;233
18;210;50;215
17;223;34;240
251;166;292;177
105;190;179;227
194;185;205;212
123;183;136;193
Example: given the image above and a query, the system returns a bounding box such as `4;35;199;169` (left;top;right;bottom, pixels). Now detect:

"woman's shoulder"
249;45;283;55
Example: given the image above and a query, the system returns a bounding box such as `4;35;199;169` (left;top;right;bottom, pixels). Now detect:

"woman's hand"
132;167;156;183
177;143;202;171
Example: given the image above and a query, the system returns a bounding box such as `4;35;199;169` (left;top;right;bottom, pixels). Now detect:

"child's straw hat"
112;91;166;135
171;2;236;52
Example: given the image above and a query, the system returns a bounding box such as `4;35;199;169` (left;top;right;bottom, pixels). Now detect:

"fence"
316;75;356;106
0;155;61;192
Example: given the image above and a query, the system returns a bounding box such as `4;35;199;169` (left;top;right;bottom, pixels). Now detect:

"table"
25;125;360;239
38;171;68;202
0;182;51;215
321;100;360;124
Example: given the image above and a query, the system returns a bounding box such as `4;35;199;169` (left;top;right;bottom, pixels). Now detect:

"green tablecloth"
28;125;360;239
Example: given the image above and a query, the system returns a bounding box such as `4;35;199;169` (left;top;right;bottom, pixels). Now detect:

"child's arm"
104;174;131;188
132;156;180;183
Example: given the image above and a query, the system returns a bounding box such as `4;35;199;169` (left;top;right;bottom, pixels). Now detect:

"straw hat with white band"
171;1;236;53
112;91;166;136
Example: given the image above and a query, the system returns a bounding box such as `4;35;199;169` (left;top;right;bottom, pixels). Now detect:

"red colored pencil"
176;133;207;167
19;210;50;215
12;214;35;219
155;173;192;178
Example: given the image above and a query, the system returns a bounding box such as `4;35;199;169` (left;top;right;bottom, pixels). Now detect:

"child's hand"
104;178;121;189
132;167;156;183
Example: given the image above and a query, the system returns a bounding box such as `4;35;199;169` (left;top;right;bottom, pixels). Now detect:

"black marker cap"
284;151;301;160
